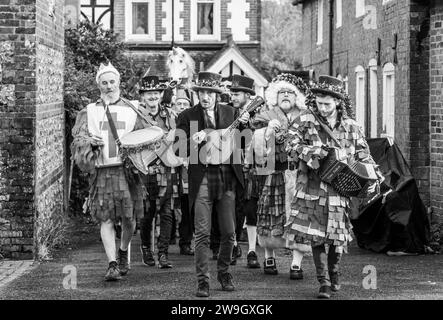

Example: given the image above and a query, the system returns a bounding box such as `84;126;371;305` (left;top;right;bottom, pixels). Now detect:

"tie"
205;109;216;129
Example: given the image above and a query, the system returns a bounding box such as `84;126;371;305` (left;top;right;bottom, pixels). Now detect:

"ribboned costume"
283;75;383;292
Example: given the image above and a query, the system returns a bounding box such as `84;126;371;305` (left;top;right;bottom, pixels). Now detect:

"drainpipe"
328;0;334;76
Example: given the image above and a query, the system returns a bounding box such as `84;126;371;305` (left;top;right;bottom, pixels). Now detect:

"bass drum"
119;126;165;174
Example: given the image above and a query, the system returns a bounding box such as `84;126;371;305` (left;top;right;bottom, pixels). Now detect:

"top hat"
281;70;315;86
192;72;223;94
310;75;345;100
228;74;256;95
139;76;167;93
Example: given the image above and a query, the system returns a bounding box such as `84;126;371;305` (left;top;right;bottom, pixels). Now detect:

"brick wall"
0;0;65;259
299;0;431;206
429;1;443;221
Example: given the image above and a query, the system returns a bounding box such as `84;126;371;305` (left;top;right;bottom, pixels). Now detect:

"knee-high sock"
264;247;274;259
247;225;257;253
120;217;135;251
100;220;116;263
291;249;304;268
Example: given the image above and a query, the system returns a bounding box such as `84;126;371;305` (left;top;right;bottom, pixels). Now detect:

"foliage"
64;20;140;216
261;0;303;78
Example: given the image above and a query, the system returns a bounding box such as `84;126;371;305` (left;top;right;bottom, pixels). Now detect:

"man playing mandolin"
284;75;383;299
176;72;248;297
71;63;150;281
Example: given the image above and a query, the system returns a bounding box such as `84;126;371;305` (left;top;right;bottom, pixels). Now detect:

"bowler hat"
228;74;256;95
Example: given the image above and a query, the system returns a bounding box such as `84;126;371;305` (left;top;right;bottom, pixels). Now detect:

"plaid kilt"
257;169;286;238
244;167;268;200
143;160;181;211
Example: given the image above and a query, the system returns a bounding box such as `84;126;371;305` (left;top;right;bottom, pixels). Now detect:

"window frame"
382;63;396;139
355;65;366;134
125;0;156;42
80;0;114;29
368;59;378;138
356;0;366;18
336;0;342;28
317;0;324;45
190;0;221;41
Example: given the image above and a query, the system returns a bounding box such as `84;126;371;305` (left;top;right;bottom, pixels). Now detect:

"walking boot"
104;261;122;281
217;272;235;291
196;280;210;297
140;245;155;266
158;253;173;269
117;248;129;276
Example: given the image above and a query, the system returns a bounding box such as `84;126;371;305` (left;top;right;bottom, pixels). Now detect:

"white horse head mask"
167;46;195;84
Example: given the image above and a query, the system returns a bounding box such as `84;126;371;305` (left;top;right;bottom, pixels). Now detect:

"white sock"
234;239;238;247
247;225;257;253
264;248;274;259
291;249;304;269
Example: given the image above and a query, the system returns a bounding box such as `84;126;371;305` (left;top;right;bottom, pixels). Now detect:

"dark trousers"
210;209;220;252
194;175;236;282
312;244;342;286
244;197;259;226
178;194;194;247
234;184;246;241
140;190;173;255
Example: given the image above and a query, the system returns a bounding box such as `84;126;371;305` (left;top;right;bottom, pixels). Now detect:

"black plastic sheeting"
350;138;431;253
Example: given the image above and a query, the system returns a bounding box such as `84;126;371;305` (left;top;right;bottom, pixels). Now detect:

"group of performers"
71;62;383;299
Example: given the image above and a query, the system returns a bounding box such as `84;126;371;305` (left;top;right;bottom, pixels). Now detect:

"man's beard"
280;100;295;112
100;89;120;104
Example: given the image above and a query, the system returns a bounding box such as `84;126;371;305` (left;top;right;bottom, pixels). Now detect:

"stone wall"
0;0;65;259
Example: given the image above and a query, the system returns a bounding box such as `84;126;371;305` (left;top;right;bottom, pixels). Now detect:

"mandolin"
203;96;265;165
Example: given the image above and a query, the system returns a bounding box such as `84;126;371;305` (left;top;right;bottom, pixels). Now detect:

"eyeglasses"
278;90;296;95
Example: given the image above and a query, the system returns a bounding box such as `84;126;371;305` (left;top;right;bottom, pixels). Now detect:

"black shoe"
246;251;260;269
140;246;155;266
196;281;210;297
263;257;278;275
180;245;194;256
289;265;303;280
217;272;235;291
330;273;341;292
104;261;122;281
317;285;332;299
117;248;129;276
158;253;173;269
233;245;242;258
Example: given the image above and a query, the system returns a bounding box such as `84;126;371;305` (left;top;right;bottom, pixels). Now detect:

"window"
382;0;393;4
191;0;221;41
355;66;366;134
80;0;113;29
383;63;395;139
356;0;365;18
368;59;378;138
125;0;156;41
336;0;342;28
317;0;324;45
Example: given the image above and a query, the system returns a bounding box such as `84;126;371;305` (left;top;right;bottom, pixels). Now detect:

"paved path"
0;229;442;300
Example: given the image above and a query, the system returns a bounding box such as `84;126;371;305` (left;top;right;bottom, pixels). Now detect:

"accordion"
319;148;379;198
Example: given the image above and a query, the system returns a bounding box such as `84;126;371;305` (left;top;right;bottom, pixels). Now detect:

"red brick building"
76;0;269;95
292;0;443;228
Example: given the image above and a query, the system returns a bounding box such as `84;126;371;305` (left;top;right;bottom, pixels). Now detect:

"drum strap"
121;97;157;127
103;105;122;148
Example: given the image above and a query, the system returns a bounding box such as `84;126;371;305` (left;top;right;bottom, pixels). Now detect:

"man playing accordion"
284;75;384;299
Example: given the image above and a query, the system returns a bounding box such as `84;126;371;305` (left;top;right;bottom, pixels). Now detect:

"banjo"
203;96;265;165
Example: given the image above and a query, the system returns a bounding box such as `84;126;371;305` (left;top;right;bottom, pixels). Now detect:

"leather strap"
308;108;341;147
103;104;121;148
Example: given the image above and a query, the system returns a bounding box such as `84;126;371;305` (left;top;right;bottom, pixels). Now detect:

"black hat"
228;74;256;95
281;70;315;85
139;76;167;93
310;75;345;100
192;72;223;94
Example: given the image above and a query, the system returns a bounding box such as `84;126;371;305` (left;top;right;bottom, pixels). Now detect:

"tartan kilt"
205;164;236;201
257;170;286;237
143;163;181;211
244;168;268;200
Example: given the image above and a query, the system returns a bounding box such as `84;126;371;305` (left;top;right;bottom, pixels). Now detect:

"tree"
261;0;303;77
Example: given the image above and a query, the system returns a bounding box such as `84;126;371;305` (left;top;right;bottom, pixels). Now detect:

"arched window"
80;0;113;29
355;65;366;133
368;59;378;138
382;63;395;139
